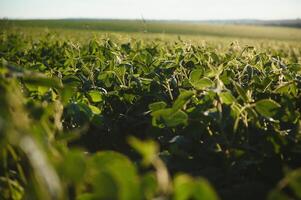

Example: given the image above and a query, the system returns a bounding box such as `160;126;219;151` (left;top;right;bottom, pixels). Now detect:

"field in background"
1;19;301;43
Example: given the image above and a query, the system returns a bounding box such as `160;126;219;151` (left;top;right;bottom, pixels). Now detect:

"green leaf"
152;108;188;128
189;69;203;83
23;75;62;89
255;99;280;118
37;86;49;95
150;91;192;127
64;102;93;124
128;137;158;166
91;152;141;200
219;91;236;105
173;90;194;110
92;172;119;200
193;178;219;200
59;150;86;183
174;174;218;200
274;82;297;96
174;174;195;200
191;77;214;90
148;101;167;112
274;82;292;93
61;85;75;105
234;82;248;102
87;90;102;103
190;69;210;89
166;110;188;127
141;173;157;200
89;105;101;114
62;75;81;87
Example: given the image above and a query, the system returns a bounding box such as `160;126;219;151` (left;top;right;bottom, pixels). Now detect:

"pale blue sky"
0;0;300;20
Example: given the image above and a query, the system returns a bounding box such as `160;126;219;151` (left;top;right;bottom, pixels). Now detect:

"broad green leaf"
149;101;167;112
62;75;81;87
174;174;195;200
274;82;297;96
152;108;188;127
89;105;101;114
24;83;38;91
274;82;292;93
61;85;74;105
219;91;236;105
59;150;86;183
191;77;214;90
97;72;115;87
174;174;218;200
128;137;158;166
91;152;141;200
193;178;219;200
37;86;49;95
23;75;62;89
255;99;280;118
141;173;157;200
166;110;188;127
64;102;93;125
92;172;119;200
87;90;102;103
173;90;194;110
189;69;203;82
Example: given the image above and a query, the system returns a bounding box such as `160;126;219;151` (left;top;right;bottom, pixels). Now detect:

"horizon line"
1;17;301;21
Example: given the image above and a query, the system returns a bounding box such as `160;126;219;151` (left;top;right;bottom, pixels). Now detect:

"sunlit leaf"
91;152;141;200
149;101;167;112
255;99;280;118
191;77;214;90
128;137;158;166
219;91;236;105
173;90;194;110
87;90;102;103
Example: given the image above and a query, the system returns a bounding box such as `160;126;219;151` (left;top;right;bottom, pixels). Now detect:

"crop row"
1;33;301;200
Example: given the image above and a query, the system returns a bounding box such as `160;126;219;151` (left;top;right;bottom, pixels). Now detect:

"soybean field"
1;20;301;200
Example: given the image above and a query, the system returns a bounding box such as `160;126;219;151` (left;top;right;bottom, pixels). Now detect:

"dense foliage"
1;32;301;200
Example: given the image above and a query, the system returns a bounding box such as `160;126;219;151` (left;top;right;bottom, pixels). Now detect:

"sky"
0;0;300;20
